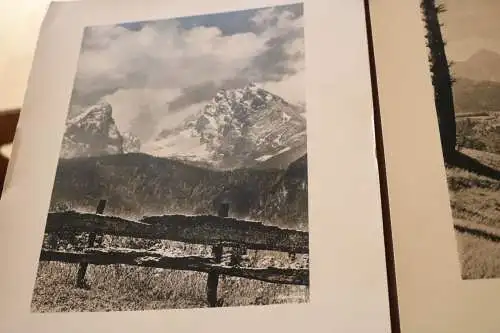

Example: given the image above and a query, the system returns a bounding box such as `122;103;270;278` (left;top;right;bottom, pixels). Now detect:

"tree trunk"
421;0;457;162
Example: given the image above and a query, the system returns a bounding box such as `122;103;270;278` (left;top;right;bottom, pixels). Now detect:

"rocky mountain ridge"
61;102;141;159
144;83;306;170
61;84;306;171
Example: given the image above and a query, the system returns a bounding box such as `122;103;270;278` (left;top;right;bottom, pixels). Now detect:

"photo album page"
371;0;500;332
0;0;391;332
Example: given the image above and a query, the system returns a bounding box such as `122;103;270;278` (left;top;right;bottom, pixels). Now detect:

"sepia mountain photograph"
420;0;500;280
31;2;310;312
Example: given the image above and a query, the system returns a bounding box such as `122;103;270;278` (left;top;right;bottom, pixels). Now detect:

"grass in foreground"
31;246;309;313
456;232;500;280
446;149;499;229
445;148;500;279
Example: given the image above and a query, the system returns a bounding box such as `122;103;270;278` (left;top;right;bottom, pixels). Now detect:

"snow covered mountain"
144;83;307;170
60;101;141;159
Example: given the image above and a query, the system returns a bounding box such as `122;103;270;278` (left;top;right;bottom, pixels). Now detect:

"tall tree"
421;0;457;162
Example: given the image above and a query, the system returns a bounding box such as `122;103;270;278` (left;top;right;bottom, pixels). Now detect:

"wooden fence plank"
206;244;222;307
45;212;308;253
75;200;106;288
40;248;309;286
206;203;227;307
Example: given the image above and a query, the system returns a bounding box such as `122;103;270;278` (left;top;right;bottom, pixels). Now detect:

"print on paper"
421;0;500;280
31;3;309;312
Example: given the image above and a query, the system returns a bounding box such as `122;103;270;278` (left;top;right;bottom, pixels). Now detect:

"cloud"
441;0;500;61
167;77;255;113
261;70;304;106
70;4;305;139
103;87;181;141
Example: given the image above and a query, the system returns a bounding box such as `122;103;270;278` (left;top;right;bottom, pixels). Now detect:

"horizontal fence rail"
40;248;308;285
40;200;309;307
45;211;309;253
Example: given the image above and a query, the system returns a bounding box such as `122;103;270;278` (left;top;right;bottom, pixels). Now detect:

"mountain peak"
84;100;112;115
68;101;113;126
468;49;500;61
244;82;258;91
209;83;288;113
60;101;142;159
145;88;306;170
454;49;500;82
213;82;260;100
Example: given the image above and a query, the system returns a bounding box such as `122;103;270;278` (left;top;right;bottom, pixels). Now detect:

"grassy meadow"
31;237;309;312
447;117;500;280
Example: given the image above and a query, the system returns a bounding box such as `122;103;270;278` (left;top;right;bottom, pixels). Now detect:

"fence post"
75;199;106;288
206;202;229;307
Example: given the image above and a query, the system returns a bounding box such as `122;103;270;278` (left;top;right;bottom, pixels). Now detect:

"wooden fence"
40;199;309;307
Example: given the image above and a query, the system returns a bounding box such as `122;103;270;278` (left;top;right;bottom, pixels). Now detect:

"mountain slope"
453;78;500;114
61;102;141;158
254;154;308;230
453;49;500;83
253;143;307;170
49;153;308;229
144;83;306;170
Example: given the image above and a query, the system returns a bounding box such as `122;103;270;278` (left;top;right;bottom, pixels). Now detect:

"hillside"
451;50;500;114
253;143;307;170
453;49;500;83
453;78;500;114
49;153;308;229
255;154;308;230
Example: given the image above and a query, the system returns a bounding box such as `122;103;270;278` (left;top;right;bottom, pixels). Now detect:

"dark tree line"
420;0;457;162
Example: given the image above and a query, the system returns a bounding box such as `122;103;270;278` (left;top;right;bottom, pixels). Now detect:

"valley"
51;83;309;230
50;152;308;230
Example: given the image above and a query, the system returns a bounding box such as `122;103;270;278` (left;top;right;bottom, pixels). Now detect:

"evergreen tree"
421;0;457;161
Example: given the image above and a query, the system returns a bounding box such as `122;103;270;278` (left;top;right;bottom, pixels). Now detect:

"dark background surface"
0;108;20;196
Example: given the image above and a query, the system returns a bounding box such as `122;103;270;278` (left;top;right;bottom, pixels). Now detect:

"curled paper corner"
1;128;21;198
0;143;12;159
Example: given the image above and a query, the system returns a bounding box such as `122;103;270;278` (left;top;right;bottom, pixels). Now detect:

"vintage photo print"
420;0;500;280
31;2;309;312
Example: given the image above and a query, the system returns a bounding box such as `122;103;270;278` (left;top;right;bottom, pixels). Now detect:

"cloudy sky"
69;3;305;142
440;0;500;62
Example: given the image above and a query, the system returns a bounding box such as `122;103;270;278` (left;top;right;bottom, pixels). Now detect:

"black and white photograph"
31;2;309;312
421;0;500;280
